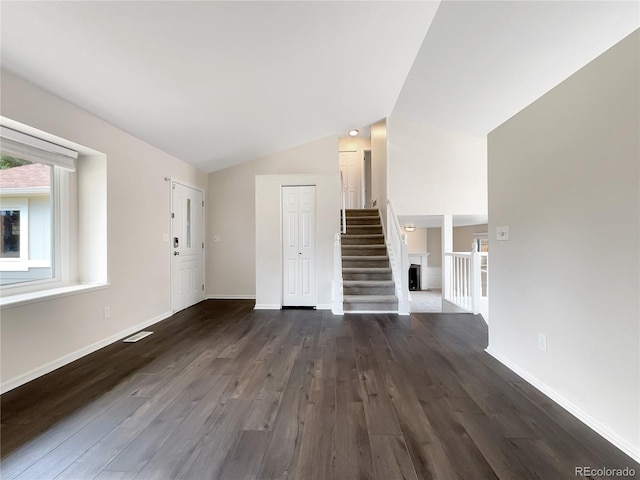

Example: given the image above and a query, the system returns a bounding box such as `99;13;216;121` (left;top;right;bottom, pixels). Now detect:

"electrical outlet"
538;333;547;352
104;307;111;319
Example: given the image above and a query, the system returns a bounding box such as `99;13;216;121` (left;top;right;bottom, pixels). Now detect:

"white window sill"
0;283;109;309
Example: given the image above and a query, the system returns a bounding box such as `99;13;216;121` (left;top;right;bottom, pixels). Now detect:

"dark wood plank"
295;403;336;480
335;402;373;480
369;435;418;480
350;317;403;436
255;359;313;479
1;302;637;480
12;396;147;480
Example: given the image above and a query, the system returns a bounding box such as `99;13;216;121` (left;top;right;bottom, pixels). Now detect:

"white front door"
282;186;316;307
339;150;361;209
171;182;204;313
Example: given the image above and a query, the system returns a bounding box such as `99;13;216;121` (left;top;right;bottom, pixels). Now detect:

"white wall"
388;115;487;216
426;228;442;267
206;136;338;299
255;174;339;309
406;228;427;254
0;70;207;391
453;224;488;252
338;136;370;156
488;31;639;461
370;119;388;228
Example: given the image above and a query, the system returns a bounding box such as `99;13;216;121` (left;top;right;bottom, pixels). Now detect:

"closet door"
282;186;316;306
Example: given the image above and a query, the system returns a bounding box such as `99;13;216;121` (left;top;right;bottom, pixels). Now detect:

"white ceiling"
1;1;638;172
393;0;640;137
0;1;439;172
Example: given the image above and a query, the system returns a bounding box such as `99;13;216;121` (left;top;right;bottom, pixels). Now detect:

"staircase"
341;209;398;312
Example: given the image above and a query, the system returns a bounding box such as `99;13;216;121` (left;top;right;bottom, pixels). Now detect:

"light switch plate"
496;226;510;241
538;333;547;352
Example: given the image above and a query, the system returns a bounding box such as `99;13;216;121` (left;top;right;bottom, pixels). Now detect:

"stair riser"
343;209;379;217
343;286;396;296
342;272;393;281
343;259;389;268
342;217;380;225
341;247;387;256
345;226;383;235
341;237;384;246
344;302;398;311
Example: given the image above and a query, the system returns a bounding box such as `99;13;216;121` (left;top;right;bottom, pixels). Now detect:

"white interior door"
282;186;316;307
339;151;361;209
171;182;204;313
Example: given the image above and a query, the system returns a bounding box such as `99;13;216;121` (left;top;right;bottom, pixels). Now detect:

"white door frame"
170;179;205;313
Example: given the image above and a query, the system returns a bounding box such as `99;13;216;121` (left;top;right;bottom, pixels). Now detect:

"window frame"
0;117;107;306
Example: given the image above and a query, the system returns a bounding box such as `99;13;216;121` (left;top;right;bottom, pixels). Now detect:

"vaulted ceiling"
1;1;638;173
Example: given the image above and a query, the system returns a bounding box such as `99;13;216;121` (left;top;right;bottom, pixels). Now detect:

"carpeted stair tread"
343;295;398;303
343;280;395;287
342;255;389;261
342;267;392;273
341;234;384;239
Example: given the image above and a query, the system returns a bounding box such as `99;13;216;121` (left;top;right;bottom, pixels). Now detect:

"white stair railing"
332;233;344;315
386;200;410;315
340;171;346;234
444;242;489;321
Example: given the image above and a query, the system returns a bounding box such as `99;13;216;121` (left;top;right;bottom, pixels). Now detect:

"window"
0;125;75;290
0;119;107;305
0;159;53;286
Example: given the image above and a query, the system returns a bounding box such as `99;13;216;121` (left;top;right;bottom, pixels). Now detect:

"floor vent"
123;331;153;343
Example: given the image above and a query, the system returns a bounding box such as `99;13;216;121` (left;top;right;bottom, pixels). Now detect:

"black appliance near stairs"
341;209;398;312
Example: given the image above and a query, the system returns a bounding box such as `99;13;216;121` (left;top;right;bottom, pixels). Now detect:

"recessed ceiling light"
348;129;359;137
404;224;415;232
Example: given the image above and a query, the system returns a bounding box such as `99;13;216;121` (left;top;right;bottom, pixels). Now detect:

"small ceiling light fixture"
404;224;415;232
348;129;359;137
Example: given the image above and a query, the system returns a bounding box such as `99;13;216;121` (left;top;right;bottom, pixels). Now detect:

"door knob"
174;251;180;255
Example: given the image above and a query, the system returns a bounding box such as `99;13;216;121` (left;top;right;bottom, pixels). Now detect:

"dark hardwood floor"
1;300;638;479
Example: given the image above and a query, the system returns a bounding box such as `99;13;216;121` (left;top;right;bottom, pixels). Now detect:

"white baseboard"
206;294;256;300
485;347;640;463
254;304;281;310
316;304;332;310
0;311;173;394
